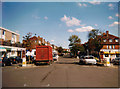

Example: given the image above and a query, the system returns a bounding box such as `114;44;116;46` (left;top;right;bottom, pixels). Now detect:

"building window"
107;45;108;49
113;45;115;49
3;30;5;35
35;40;37;43
109;39;112;42
105;54;109;57
103;40;106;42
39;41;41;44
115;39;118;42
0;29;1;38
109;45;112;49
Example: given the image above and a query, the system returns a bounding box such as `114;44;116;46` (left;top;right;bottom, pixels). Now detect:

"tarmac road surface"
2;57;119;88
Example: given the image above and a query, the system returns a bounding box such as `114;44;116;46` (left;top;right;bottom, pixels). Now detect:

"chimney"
103;33;105;35
106;31;109;37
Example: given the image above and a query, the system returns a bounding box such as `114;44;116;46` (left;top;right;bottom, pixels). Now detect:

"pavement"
2;56;119;88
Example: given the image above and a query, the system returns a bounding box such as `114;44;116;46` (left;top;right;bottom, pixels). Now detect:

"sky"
2;2;119;48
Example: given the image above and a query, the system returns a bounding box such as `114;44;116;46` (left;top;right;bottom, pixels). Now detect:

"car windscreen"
115;58;120;60
53;54;57;57
84;57;94;59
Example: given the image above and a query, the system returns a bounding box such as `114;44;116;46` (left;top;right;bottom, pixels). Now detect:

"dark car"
112;57;120;65
1;57;12;67
9;56;22;64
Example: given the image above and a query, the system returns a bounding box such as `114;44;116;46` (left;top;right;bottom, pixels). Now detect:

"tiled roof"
97;32;119;45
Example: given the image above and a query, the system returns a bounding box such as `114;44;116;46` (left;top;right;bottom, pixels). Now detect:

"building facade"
100;31;120;60
0;27;26;58
0;27;19;44
23;36;52;50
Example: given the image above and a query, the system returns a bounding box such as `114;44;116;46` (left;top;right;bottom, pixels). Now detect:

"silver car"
79;56;96;65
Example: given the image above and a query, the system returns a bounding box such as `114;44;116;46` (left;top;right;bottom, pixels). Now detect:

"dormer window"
109;39;112;42
115;39;118;42
39;41;41;44
103;40;106;42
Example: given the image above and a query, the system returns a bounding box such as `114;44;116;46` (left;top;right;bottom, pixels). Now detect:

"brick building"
99;31;120;60
23;36;52;50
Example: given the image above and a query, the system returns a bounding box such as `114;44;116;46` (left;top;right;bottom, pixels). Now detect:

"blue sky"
2;2;119;48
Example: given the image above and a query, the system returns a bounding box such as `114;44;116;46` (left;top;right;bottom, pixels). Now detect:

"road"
2;57;119;88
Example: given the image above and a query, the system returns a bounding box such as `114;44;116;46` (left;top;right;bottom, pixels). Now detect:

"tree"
88;29;103;58
23;32;32;50
57;46;63;54
68;35;84;57
88;29;99;39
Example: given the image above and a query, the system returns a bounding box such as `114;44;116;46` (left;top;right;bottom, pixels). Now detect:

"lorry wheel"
48;60;52;65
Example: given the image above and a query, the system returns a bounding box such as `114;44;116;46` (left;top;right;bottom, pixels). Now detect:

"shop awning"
104;52;109;54
0;47;6;52
5;47;11;51
116;51;120;54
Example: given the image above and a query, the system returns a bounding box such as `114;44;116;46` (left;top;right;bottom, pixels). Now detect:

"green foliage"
23;32;32;49
68;35;85;57
57;46;63;53
88;29;103;57
63;51;68;53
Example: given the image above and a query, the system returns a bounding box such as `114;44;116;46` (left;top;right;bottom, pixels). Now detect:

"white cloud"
108;3;114;10
44;16;48;20
78;3;82;6
32;15;40;19
61;15;81;27
51;40;54;42
109;21;120;27
83;4;87;7
116;13;119;17
89;0;101;5
75;26;94;32
78;3;87;7
95;24;98;26
15;30;19;33
108;16;113;19
67;29;74;32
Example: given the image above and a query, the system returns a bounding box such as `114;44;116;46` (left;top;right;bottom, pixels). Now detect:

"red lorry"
34;46;53;65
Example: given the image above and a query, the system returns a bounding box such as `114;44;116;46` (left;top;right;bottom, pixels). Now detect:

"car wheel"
3;63;6;67
10;62;12;66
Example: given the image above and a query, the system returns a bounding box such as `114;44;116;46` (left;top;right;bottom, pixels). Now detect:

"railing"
0;40;24;48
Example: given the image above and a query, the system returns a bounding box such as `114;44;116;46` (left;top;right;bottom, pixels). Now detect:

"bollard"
22;57;26;67
106;57;110;66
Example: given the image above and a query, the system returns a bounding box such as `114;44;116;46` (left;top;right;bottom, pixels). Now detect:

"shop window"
113;45;115;49
34;51;36;55
107;45;108;49
105;54;109;57
109;45;112;49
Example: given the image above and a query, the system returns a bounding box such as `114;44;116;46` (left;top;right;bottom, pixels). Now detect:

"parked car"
9;56;22;64
53;54;59;61
0;59;2;67
79;56;97;65
1;57;12;67
112;57;120;65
